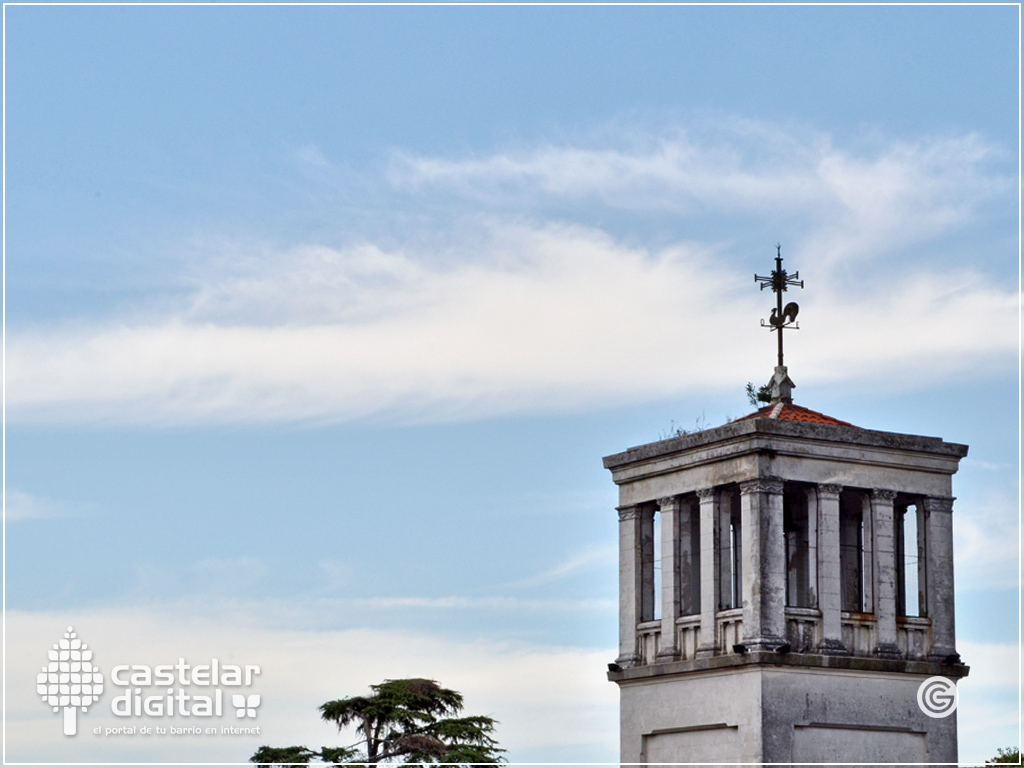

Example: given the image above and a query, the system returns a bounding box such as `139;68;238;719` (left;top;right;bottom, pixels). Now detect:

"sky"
2;3;1020;764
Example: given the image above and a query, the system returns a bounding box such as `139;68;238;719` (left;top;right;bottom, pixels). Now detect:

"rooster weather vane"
755;245;803;369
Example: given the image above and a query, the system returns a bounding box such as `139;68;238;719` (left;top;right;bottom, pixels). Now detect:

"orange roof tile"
738;402;859;428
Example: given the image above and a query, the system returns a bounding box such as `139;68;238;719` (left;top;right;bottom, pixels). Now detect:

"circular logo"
917;676;958;718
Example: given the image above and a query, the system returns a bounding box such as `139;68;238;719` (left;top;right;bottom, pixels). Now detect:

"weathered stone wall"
616;660;960;764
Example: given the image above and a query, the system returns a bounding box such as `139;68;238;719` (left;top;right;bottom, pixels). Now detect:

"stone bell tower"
604;251;969;764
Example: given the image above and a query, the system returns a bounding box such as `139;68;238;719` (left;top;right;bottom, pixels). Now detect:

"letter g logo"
917;676;958;718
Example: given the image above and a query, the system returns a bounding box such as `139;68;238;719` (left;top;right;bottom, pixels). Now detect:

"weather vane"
754;245;803;369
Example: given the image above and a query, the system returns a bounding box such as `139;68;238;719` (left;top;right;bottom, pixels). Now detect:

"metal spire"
754;245;803;368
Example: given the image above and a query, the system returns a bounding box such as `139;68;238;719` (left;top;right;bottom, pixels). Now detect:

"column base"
873;642;903;659
695;644;717;658
818;638;850;656
614;653;641;669
739;635;789;653
654;648;681;663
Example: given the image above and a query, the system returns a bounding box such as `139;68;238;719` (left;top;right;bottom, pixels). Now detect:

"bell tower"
604;251;969;764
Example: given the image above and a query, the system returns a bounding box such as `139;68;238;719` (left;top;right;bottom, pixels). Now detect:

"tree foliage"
986;747;1021;764
745;381;772;407
250;746;320;765
250;678;503;766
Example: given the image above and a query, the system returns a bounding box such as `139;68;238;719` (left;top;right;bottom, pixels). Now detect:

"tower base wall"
615;655;962;765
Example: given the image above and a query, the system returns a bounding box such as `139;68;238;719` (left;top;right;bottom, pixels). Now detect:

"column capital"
658;496;681;511
617;505;641;521
923;496;955;514
740;476;784;495
871;488;897;503
696;487;717;501
817;483;843;500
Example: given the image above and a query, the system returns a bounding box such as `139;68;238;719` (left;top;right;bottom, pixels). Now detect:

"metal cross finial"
754;246;804;368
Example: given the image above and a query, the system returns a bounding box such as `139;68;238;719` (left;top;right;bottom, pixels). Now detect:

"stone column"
816;484;847;654
740;477;786;651
656;496;681;662
616;505;642;667
924;496;958;661
894;502;907;617
680;499;701;616
861;494;874;612
871;489;901;658
916;501;929;619
639;507;656;623
718;492;735;609
805;487;818;607
696;487;719;656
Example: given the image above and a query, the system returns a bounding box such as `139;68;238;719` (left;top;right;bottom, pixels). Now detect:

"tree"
250;746;320;765
250;678;503;766
987;747;1021;764
745;381;771;407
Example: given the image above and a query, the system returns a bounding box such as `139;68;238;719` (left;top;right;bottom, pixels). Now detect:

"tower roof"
737;402;860;428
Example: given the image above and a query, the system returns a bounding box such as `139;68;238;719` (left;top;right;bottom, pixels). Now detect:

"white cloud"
955;641;1021;764
6;126;1017;427
391;125;1009;265
799;270;1017;385
4;490;97;523
5;607;618;763
954;488;1020;593
957;641;1020;690
4;228;746;425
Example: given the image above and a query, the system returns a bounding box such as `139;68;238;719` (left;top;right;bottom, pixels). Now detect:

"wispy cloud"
954;489;1019;593
124;555;269;599
497;546;618;590
6;124;1016;427
345;595;616;612
390;123;1009;264
4;490;97;523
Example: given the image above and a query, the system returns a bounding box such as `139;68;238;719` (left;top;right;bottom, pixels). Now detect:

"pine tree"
251;678;503;766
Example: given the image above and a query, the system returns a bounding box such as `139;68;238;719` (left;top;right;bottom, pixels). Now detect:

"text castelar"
110;659;260;718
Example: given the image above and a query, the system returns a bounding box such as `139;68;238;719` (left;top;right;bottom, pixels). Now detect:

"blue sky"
4;4;1019;764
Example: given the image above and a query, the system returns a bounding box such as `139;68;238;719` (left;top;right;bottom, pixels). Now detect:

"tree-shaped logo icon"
37;626;104;736
233;694;260;718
